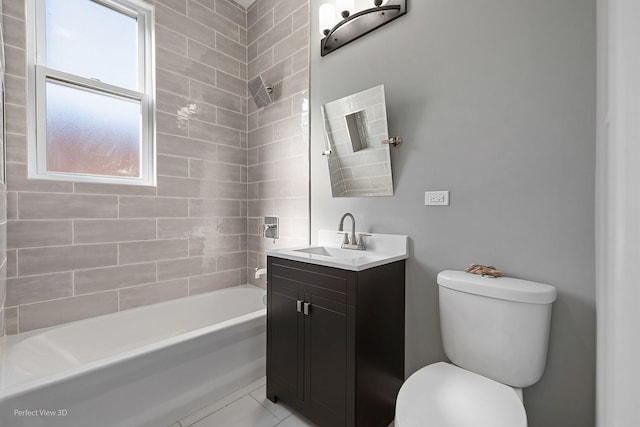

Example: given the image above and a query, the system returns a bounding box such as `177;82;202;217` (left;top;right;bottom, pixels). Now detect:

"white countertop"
267;230;408;271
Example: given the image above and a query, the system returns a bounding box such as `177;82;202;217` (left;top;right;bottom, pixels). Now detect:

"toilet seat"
395;362;527;427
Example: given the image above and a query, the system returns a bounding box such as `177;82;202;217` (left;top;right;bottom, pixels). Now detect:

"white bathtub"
0;285;267;427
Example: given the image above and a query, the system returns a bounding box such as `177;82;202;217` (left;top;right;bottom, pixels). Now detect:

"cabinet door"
267;283;304;403
304;293;351;427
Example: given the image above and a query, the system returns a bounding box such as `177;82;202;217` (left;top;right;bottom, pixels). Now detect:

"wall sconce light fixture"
319;0;407;56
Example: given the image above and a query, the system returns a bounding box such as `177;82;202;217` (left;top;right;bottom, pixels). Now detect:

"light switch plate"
425;191;449;206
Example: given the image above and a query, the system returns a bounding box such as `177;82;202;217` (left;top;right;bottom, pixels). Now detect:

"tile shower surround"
246;0;310;286
1;0;309;334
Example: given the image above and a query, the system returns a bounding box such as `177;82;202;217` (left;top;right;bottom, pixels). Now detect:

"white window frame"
26;0;156;186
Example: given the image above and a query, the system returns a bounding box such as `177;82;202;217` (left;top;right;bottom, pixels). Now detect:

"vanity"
266;231;408;427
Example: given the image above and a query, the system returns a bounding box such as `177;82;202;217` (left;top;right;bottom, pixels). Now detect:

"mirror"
322;85;393;197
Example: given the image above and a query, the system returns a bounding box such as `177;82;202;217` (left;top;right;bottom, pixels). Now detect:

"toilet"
395;270;557;427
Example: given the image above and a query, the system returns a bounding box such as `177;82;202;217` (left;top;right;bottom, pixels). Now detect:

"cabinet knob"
303;302;311;315
297;300;303;313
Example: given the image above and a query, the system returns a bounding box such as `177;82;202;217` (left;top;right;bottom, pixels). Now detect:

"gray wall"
310;1;596;426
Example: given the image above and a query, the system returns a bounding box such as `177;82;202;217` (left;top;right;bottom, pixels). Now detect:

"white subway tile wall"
1;0;309;334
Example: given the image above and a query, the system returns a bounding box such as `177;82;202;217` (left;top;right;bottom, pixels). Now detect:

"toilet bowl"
395;363;526;427
395;270;557;427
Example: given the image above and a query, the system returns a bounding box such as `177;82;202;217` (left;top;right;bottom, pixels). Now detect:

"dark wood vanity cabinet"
266;256;405;427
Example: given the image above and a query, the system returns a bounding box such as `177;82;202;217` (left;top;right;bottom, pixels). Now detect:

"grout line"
7;289;118;310
248;393;281;422
157;2;246;32
158;44;244;82
8;241;122;251
180;390;251;427
1;9;25;23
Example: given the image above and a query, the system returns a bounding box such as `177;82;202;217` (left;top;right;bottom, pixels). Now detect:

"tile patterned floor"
170;377;317;427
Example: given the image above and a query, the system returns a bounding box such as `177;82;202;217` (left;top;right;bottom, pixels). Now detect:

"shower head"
248;75;273;109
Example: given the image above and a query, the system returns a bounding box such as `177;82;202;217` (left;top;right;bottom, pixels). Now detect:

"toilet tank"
437;270;557;388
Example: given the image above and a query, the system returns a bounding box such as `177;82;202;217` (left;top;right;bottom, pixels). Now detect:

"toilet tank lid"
437;270;558;304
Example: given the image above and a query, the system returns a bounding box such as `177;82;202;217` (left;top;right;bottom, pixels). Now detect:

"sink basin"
293;246;365;259
267;230;408;271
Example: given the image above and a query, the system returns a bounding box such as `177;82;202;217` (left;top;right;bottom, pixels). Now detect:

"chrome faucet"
338;213;371;250
338;212;356;246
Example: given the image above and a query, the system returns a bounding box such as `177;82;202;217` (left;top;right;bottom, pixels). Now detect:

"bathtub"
0;285;266;427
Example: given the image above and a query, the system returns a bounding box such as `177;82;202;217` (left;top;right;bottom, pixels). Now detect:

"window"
26;0;155;185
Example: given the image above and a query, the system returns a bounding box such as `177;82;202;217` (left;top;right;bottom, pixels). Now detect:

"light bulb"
319;3;336;35
336;0;355;17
